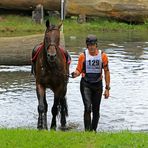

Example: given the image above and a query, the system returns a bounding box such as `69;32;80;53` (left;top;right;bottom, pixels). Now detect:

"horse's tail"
63;96;68;117
65;97;68;117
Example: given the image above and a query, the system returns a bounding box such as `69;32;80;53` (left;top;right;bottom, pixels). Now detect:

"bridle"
42;27;73;79
44;27;60;63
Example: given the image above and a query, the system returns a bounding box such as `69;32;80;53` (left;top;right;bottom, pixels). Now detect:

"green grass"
1;14;148;37
63;17;148;36
0;129;148;148
0;15;45;37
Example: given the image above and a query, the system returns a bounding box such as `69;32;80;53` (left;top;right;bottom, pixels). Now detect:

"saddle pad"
31;43;44;62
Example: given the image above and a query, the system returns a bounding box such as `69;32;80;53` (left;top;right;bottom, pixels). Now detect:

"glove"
71;72;76;78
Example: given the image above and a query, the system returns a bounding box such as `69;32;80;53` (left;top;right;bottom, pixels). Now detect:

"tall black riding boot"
91;113;100;132
84;111;91;131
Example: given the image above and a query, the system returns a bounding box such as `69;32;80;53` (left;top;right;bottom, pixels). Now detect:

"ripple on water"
0;40;148;131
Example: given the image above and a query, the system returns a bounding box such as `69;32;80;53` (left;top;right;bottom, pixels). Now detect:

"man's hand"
71;72;77;78
103;89;110;99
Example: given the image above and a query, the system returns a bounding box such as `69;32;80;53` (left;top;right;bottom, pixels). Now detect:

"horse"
32;20;70;130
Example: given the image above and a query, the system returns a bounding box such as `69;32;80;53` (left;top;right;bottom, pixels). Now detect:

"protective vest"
83;49;102;83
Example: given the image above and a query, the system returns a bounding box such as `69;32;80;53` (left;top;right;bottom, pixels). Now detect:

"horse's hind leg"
60;97;68;129
36;85;48;130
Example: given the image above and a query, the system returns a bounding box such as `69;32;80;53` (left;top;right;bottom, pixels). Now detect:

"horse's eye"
46;30;50;33
46;31;49;34
46;37;50;42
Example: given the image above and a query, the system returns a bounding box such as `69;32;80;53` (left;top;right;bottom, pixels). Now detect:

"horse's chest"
45;74;61;83
39;71;64;86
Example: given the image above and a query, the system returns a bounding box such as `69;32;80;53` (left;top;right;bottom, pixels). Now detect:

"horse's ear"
46;20;50;28
58;21;63;29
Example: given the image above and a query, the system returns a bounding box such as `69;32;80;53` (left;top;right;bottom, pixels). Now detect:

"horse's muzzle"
47;53;56;62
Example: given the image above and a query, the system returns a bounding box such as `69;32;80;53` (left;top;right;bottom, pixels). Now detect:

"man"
71;34;110;131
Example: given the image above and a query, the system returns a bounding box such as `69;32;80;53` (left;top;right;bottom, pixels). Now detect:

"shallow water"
0;32;148;131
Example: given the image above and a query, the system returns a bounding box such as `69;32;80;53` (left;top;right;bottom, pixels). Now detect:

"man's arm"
71;53;84;78
103;64;110;98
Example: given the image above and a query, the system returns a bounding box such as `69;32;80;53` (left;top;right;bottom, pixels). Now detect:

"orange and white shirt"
76;49;109;80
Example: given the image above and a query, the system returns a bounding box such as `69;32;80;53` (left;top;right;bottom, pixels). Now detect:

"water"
0;32;148;131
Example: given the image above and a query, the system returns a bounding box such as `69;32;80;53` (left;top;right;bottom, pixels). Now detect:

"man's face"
87;44;97;54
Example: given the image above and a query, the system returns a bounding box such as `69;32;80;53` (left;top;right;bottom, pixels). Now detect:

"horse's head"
44;20;62;63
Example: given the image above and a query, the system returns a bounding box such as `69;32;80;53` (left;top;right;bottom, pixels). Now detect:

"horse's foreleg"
42;97;48;129
60;97;68;129
36;84;48;130
50;97;59;130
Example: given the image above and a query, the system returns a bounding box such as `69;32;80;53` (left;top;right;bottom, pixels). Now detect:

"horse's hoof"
37;123;43;130
50;126;56;131
43;122;48;130
59;126;68;131
43;126;48;130
37;126;43;130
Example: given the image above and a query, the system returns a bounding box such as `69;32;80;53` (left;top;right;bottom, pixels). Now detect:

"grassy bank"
64;17;148;37
0;15;148;37
0;129;148;148
0;15;44;37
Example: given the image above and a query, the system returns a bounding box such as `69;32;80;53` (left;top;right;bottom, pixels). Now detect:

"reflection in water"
0;35;148;131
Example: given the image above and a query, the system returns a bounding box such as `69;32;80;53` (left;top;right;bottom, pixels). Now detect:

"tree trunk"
66;0;148;23
0;0;61;11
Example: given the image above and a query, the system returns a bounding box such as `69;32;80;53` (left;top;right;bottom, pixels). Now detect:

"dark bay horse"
32;20;69;130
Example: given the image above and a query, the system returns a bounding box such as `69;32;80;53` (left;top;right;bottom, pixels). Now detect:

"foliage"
0;15;148;37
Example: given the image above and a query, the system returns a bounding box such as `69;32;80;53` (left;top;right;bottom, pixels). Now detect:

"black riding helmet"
86;35;98;46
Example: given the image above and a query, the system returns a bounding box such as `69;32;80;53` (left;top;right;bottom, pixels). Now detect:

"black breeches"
80;78;102;131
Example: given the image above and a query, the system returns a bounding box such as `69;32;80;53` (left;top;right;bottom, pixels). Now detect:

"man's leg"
91;88;102;131
80;79;92;131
